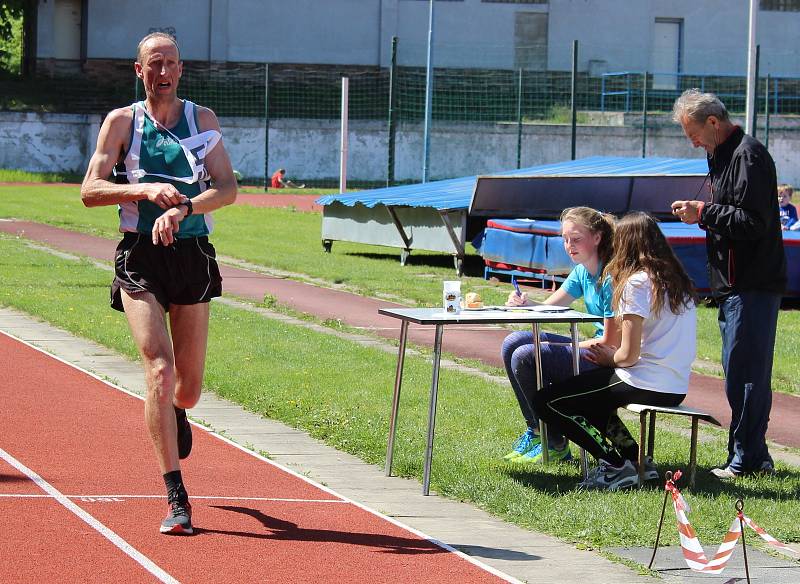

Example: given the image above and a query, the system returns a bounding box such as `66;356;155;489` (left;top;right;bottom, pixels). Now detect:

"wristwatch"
181;198;193;217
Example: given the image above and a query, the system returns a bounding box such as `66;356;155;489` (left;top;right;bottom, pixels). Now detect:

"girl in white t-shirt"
532;212;698;491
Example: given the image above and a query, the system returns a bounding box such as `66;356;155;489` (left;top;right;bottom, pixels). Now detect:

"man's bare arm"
150;106;237;246
80;108;186;209
186;106;237;215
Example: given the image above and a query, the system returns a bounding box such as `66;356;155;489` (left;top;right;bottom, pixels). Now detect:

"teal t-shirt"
561;263;614;336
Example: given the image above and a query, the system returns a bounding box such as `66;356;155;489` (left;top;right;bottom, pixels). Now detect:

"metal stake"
647;470;671;570
737;499;751;584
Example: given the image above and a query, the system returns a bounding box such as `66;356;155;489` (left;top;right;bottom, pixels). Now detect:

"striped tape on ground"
664;471;800;575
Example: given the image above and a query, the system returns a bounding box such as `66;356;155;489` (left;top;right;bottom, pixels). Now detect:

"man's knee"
173;380;202;409
144;359;176;404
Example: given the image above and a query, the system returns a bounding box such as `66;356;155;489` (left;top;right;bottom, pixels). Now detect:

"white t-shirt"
614;272;696;395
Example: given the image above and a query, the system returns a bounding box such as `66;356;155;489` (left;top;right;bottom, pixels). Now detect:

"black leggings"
532;367;684;467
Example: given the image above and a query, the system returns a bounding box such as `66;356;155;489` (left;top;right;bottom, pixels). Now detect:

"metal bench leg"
638;411;647;487
647;411;657;458
689;416;699;489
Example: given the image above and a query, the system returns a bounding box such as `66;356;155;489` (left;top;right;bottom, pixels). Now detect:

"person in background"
778;184;797;230
533;212;698;491
501;207;648;474
671;89;785;480
80;32;237;534
270;168;305;189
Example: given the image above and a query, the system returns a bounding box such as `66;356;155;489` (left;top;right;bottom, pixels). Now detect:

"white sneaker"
578;459;639;491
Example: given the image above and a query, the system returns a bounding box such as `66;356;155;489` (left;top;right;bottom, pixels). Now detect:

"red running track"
0;332;512;584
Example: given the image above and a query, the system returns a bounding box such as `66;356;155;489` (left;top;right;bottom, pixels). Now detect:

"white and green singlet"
117;100;221;238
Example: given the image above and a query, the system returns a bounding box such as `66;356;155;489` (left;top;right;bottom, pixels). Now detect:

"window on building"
483;1;547;4
760;0;800;11
515;12;547;70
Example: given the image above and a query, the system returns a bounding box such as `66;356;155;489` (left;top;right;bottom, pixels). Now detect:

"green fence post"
764;74;770;149
387;36;398;187
642;71;648;158
570;40;578;161
263;63;270;191
516;68;523;169
751;45;760;139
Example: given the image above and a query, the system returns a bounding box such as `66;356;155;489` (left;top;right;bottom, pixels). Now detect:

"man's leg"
121;291;192;534
167;302;210;462
121;291;179;473
718;291;780;474
169;302;210;410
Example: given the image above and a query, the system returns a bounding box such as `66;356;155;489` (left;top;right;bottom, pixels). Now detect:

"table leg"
571;323;589;480
385;319;409;477
422;324;444;496
532;323;548;464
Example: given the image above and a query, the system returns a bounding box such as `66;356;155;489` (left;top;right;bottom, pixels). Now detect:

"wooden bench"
625;403;722;489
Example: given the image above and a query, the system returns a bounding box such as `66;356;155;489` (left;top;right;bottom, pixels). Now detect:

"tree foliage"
0;1;24;43
0;1;23;74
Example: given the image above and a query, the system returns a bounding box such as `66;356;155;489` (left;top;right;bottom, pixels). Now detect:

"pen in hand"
512;275;522;297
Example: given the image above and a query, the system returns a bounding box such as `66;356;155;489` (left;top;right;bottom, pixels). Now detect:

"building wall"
34;0;800;74
548;0;800;76
4;111;800;187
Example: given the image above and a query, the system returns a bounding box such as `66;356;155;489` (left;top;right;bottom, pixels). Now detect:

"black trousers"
532;368;684;467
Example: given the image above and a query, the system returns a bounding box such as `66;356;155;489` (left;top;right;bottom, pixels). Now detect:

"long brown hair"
603;212;697;318
559;206;616;267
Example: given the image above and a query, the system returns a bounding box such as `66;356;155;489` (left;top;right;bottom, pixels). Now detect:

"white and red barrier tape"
664;470;800;574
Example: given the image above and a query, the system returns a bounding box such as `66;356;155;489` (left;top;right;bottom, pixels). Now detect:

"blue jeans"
501;330;597;448
718;291;781;473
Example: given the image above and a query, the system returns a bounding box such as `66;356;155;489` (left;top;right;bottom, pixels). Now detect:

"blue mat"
482;219;800;296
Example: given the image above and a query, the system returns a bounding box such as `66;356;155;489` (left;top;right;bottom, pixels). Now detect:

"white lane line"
0;447;178;584
1;328;522;584
0;493;347;503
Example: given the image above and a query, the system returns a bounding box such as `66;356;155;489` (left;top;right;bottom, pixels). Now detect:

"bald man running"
81;32;237;534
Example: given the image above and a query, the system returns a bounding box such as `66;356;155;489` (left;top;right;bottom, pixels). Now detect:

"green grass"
2;234;799;552
542;105;591;125
1;183;799;394
0;169;83;183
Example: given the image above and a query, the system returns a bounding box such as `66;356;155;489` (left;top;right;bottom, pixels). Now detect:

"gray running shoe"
160;497;193;535
578;459;639;491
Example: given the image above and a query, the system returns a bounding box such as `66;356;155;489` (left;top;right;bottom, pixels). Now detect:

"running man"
80;32;237;534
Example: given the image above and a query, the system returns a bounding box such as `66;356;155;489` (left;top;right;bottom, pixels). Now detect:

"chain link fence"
3;41;800;186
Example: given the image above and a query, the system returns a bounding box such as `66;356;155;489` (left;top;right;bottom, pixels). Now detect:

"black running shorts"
111;233;223;312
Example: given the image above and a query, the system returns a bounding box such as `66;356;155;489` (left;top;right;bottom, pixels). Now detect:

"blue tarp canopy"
316;156;709;211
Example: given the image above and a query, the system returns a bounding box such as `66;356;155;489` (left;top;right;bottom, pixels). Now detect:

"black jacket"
698;126;786;298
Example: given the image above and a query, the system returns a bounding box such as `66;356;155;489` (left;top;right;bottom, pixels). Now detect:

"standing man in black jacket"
671;89;786;480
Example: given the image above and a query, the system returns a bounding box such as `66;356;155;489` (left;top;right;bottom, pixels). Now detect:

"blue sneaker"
503;429;540;461
516;442;572;464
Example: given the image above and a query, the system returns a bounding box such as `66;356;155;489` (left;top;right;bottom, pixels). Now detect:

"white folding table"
378;306;603;495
